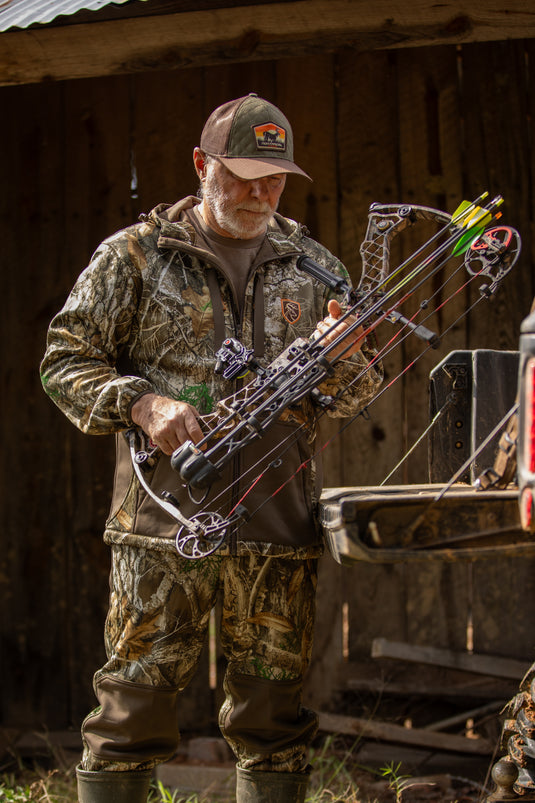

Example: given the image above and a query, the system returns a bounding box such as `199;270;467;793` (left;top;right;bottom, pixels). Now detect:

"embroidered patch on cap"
253;123;286;151
281;299;301;324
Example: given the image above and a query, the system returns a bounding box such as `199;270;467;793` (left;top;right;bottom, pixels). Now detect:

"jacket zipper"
228;280;246;557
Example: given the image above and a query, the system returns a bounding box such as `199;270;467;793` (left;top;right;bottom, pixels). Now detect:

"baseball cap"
200;93;311;181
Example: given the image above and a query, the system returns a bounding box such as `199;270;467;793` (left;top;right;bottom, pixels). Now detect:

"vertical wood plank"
202;60;277;130
131;68;206;213
344;562;409;659
63;75;133;262
472;555;535;662
1;81;72;727
460;40;535;666
304;554;346;711
395;45;465;485
59;75;134;725
332;49;411;670
276;54;338;255
338;47;471;681
335;49;403;491
393;45;470;657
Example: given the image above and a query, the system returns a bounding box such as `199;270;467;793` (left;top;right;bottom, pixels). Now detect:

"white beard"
202;165;276;239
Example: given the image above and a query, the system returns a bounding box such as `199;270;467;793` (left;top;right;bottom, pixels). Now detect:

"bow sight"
129;193;522;559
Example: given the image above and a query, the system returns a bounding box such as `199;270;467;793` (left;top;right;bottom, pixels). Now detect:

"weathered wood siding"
1;39;534;733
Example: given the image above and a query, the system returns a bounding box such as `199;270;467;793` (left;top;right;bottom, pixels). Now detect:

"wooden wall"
2;38;535;737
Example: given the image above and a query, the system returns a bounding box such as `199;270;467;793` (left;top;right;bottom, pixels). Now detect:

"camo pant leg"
81;543;223;771
218;555;319;772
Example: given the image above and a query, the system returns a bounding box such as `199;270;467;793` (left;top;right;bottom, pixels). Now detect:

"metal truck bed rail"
319;484;535;564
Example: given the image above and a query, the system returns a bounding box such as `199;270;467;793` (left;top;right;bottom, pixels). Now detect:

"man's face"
201;157;286;239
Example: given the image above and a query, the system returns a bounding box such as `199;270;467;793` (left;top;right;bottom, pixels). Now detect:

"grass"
0;734;486;802
0;770;379;803
0;751;379;803
0;769;75;802
0;769;375;803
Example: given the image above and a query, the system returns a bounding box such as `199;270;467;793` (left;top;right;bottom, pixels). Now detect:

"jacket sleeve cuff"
125;388;157;426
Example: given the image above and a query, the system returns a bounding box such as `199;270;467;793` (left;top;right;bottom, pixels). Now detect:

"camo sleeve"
40;245;153;435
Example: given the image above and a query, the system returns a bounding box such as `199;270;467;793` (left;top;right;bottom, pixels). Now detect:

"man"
41;93;382;803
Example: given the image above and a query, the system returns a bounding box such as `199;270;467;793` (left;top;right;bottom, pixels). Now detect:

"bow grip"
171;440;221;489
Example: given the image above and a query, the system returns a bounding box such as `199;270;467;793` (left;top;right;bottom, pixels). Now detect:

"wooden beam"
1;0;534;86
423;700;504;732
344;675;517;700
372;638;531;680
318;711;493;755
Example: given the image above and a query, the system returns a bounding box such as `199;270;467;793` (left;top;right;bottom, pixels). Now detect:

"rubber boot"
236;767;309;803
76;765;152;803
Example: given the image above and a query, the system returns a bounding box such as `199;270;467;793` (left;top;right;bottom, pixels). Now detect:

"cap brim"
218;156;312;181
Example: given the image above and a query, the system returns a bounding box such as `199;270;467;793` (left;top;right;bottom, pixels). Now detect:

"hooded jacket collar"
145;196;307;260
144;197;308;358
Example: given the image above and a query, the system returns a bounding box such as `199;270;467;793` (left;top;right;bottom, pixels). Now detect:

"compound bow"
127;193;521;559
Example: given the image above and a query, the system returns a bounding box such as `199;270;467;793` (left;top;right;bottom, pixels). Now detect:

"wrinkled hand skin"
312;299;364;359
131;393;204;455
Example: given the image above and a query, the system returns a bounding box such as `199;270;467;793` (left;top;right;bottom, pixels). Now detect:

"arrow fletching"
451;197;502;256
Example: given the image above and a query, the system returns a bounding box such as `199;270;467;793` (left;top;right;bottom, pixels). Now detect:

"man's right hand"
131;393;204;455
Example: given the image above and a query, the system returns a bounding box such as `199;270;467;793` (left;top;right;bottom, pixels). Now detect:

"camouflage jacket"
41;197;382;556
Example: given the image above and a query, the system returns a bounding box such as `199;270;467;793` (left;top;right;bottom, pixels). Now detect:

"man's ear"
193;148;207;179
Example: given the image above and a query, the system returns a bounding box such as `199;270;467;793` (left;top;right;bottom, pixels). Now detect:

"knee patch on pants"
83;675;180;764
220;672;318;756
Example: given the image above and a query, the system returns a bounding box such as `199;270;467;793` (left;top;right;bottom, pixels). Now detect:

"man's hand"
313;299;364;358
131;393;204;455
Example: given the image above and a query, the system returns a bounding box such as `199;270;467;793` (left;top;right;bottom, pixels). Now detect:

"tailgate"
319;484;535;564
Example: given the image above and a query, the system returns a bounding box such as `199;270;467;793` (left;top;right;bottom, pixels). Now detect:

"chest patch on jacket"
281;298;301;324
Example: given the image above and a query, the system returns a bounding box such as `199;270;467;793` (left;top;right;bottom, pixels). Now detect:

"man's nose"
249;179;269;199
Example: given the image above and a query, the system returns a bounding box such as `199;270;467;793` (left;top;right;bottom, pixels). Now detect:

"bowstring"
191;242;464;518
222;259;496;523
239;300;486;522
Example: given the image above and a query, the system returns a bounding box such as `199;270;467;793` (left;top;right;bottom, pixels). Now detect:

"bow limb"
125;427;247;558
357;202;452;297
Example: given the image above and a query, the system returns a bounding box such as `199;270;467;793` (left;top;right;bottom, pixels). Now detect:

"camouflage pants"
81;544;318;773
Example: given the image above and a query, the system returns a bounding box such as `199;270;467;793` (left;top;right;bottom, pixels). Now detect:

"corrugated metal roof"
0;0;147;32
